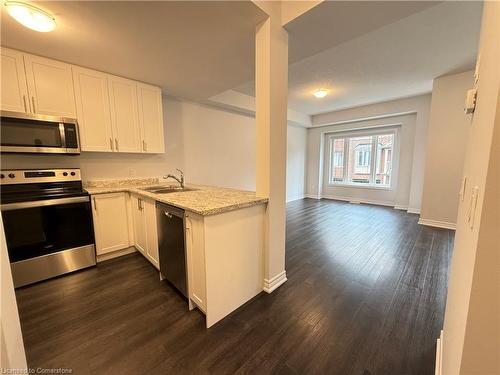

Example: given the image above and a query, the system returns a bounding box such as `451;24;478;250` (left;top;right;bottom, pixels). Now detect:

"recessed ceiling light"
313;89;329;98
5;1;56;32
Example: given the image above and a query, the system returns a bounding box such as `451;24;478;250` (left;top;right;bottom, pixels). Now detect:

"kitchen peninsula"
85;178;268;327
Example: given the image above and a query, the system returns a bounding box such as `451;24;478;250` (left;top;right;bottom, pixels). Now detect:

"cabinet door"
24;54;76;117
92;193;130;255
1;48;29;113
131;195;147;255
72;67;114;152
108;76;142;153
144;199;159;268
137;83;164;153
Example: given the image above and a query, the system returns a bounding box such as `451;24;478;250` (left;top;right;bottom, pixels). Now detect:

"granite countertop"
84;178;268;216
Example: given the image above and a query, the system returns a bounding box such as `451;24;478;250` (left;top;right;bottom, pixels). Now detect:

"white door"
24;54;76;117
131;195;147;254
92;193;130;255
108;75;142;153
1;48;29;113
137;83;164;153
73;67;114;152
144;199;159;268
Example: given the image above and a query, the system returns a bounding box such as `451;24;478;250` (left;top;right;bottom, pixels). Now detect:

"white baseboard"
263;271;287;293
286;195;305;202
394;205;409;211
321;194;395;208
418;218;456;230
304;194;321;199
407;207;421;214
97;246;137;262
435;330;444;375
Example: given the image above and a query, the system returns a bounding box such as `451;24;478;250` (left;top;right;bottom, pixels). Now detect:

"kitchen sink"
141;186;197;194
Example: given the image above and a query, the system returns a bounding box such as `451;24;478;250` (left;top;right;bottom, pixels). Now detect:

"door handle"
164;211;173;218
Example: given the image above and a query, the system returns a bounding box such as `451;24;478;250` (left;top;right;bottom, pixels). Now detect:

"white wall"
286;125;307;201
0;97;307;196
307;94;431;212
420;70;474;227
442;2;500;373
0;216;27;370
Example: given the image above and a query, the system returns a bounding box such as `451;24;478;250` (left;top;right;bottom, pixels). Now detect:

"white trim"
407;207;421;214
327;182;394;191
97;246;137;262
394;205;408;210
304;194;321;199
435;330;444;375
286;195;305;202
321;194;395;208
418;218;456;230
263;271;287;293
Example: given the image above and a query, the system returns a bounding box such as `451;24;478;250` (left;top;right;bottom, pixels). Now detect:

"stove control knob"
70;172;76;176
63;172;68;176
8;173;15;178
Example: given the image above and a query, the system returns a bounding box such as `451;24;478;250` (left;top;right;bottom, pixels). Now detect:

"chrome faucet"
163;169;184;188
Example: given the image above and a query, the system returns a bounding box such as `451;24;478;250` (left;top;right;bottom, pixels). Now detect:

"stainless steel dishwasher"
156;202;187;298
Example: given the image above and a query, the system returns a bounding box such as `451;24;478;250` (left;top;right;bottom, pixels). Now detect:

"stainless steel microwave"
0;111;80;155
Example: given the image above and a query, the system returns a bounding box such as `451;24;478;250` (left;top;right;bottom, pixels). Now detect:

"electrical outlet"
129;168;137;177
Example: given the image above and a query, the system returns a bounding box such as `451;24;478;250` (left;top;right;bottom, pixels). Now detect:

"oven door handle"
0;196;90;211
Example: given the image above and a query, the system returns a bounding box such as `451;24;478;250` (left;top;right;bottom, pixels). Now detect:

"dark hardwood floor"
15;199;454;375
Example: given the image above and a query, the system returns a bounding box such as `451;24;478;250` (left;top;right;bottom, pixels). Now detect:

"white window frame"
326;128;398;190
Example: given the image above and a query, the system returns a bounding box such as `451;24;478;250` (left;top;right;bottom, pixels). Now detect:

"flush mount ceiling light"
313;88;329;98
5;1;56;32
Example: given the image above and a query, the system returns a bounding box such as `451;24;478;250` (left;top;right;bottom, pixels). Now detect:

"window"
328;131;395;188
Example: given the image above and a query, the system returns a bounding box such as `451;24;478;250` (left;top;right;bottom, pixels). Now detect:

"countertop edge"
84;186;268;216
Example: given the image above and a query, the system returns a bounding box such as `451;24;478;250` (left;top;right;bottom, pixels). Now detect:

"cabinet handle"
115;138;119;151
143;140;147;152
22;95;28;113
109;138;114;151
31;97;36;113
93;197;97;213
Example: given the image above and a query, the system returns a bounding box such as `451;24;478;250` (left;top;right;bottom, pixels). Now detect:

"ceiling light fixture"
313;89;329;98
5;1;56;32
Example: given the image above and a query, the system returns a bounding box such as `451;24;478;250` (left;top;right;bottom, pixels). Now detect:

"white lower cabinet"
185;213;206;312
91;193;131;255
131;194;159;269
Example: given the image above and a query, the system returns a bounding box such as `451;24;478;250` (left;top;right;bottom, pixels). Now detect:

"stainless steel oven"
1;169;95;287
0;111;80;154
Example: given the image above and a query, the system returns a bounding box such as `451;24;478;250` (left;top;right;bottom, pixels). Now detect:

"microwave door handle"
0;196;90;211
59;123;66;148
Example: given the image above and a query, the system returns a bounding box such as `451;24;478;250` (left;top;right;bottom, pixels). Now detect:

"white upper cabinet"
137;83;164;153
1;48;29;113
108;75;142;153
1;47;165;153
72;66;114;152
24;54;76;117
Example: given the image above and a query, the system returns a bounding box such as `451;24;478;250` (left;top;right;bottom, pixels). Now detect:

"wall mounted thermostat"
464;88;477;114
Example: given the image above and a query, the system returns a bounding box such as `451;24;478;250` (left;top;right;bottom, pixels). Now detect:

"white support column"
255;8;288;293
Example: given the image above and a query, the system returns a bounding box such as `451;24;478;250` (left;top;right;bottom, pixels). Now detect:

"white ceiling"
0;1;267;100
234;1;483;115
